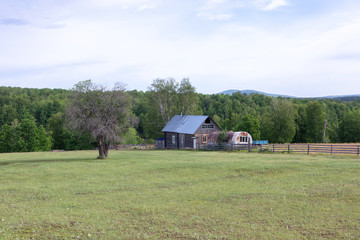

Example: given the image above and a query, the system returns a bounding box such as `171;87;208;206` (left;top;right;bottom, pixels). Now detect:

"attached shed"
228;131;253;145
208;131;253;145
162;115;222;149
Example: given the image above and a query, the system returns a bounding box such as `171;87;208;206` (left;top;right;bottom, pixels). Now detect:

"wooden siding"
194;118;222;135
165;133;194;149
165;132;178;149
185;134;193;148
179;134;185;149
194;118;221;146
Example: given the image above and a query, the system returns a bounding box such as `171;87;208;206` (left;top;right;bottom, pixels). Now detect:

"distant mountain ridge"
218;89;360;101
219;89;295;98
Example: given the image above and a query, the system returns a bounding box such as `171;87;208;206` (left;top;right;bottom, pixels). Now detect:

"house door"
179;134;185;149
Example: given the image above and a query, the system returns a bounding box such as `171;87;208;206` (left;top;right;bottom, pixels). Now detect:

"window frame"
202;134;208;143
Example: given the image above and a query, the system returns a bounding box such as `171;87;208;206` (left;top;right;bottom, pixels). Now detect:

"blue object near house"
253;140;269;145
155;137;165;149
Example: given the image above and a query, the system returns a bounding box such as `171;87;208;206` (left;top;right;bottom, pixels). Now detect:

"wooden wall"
194;118;222;135
164;132;178;149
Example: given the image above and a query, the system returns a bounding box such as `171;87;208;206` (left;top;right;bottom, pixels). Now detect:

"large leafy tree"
17;117;43;152
144;78;199;138
146;78;178;131
177;78;198;115
234;114;261;140
66;80;133;158
47;112;67;150
293;104;307;143
0;123;17;152
339;110;360;143
261;99;297;143
305;101;325;143
0;118;52;153
47;112;95;151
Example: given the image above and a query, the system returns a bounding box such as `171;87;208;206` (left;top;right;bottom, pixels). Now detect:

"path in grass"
0;150;359;239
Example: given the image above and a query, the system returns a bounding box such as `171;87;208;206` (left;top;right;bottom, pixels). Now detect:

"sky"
1;0;360;97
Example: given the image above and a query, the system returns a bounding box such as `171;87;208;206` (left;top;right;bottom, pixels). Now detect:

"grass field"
0;150;359;239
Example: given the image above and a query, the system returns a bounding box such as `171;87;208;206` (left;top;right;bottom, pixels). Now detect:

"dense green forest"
1;81;360;153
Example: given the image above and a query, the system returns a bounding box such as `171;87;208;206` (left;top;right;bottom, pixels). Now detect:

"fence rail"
198;143;360;156
262;144;360;156
198;143;256;152
116;144;155;150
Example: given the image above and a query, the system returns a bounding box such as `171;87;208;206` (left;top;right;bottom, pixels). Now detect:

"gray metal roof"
162;115;209;134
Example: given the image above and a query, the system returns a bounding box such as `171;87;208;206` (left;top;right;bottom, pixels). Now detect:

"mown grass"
0;150;359;239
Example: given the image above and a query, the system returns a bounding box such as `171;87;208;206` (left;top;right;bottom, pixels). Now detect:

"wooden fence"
198;143;256;152
262;144;360;156
116;144;155;150
198;143;360;156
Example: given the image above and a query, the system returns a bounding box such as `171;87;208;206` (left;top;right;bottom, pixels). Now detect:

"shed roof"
162;115;209;134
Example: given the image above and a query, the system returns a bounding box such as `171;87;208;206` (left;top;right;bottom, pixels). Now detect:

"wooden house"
162;115;222;149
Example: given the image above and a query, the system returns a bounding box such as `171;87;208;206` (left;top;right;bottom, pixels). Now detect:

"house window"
240;136;248;143
202;124;214;128
172;135;176;145
202;135;208;143
202;125;208;128
208;124;214;128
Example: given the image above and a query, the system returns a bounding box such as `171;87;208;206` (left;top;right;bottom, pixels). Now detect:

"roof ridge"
162;115;210;134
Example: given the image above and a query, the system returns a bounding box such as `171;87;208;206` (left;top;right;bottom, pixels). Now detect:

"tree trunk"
104;141;109;158
97;136;107;159
322;119;327;143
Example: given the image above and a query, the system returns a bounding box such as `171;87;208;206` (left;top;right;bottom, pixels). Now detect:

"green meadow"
0;150;359;239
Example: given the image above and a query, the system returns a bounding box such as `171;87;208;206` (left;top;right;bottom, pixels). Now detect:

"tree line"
1;79;360;154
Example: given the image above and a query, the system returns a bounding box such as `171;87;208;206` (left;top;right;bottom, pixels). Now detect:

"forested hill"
219;89;360;101
1;83;360;153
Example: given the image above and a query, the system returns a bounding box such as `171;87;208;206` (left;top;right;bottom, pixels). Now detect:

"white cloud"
138;4;157;10
88;0;159;9
259;0;287;11
201;0;227;10
196;12;233;21
197;0;287;21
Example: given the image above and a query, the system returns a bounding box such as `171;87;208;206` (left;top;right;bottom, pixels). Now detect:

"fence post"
288;144;290;153
331;145;333;156
248;140;251;153
260;144;263;153
307;144;310;155
231;143;233;152
357;145;360;157
273;144;275;153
